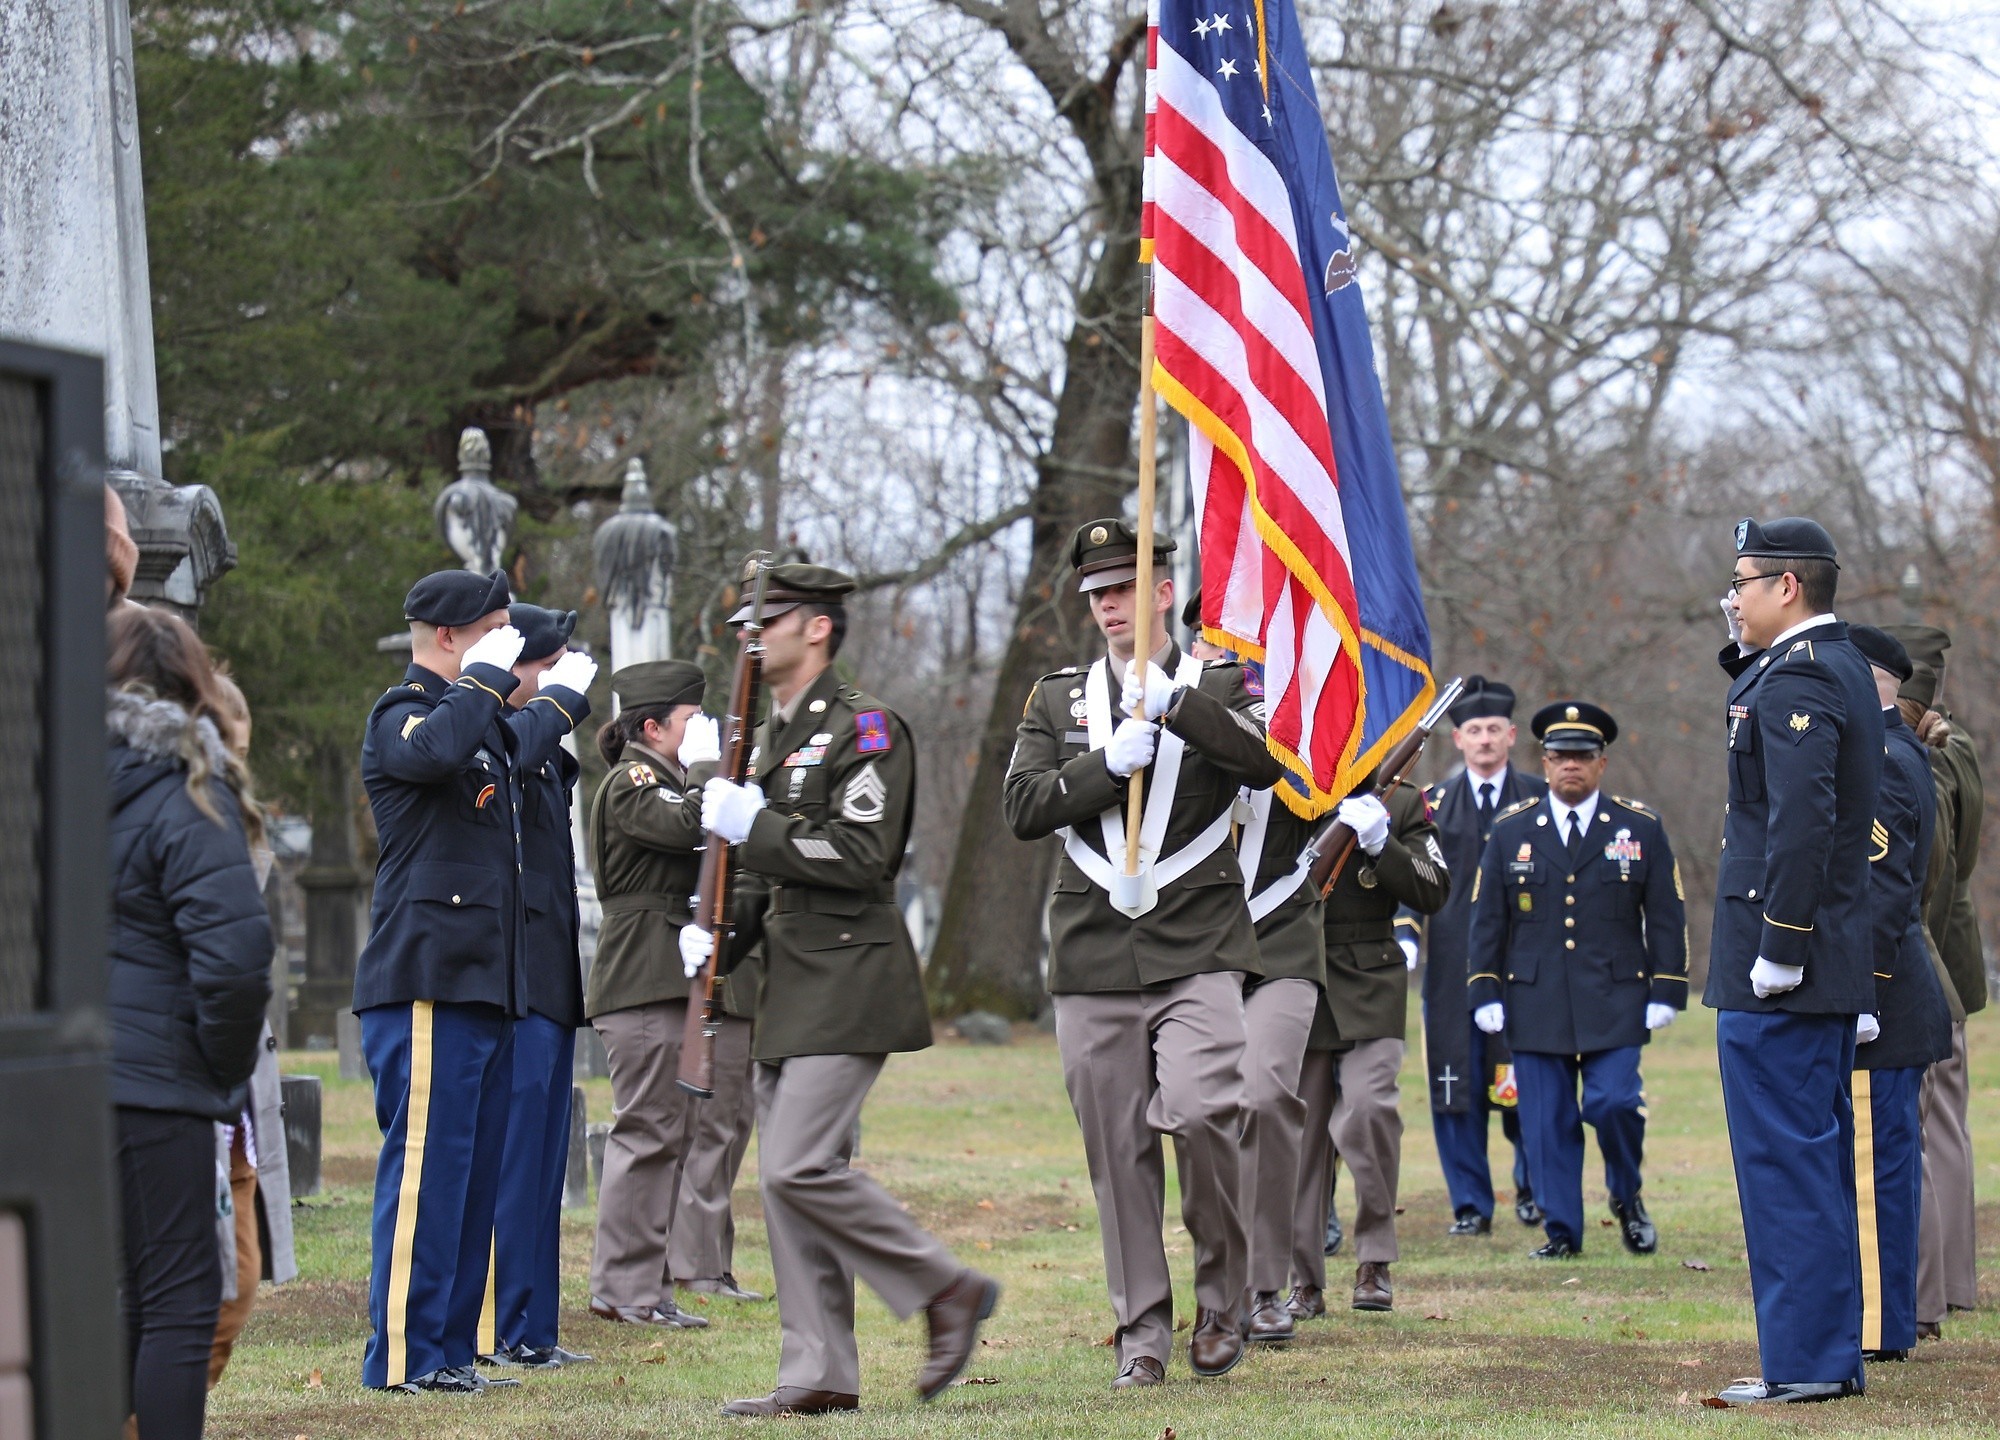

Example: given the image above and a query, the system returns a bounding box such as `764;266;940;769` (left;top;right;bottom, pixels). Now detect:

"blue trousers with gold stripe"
1514;1046;1645;1251
484;1012;576;1353
361;1001;513;1389
1716;1009;1863;1389
1854;1066;1923;1355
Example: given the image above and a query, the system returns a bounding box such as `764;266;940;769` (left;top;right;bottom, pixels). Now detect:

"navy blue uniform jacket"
1467;794;1688;1054
1860;707;1953;1071
1703;622;1882;1014
511;698;591;1029
352;661;584;1015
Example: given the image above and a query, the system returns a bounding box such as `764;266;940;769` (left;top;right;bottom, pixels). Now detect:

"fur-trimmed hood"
107;687;234;808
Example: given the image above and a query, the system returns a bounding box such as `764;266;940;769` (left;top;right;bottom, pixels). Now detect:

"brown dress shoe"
1917;1321;1943;1341
678;1273;766;1302
719;1388;860;1417
589;1295;710;1329
1111;1355;1165;1389
1352;1261;1393;1312
1247;1291;1295;1343
916;1269;1001;1401
1188;1307;1246;1377
1286;1284;1326;1320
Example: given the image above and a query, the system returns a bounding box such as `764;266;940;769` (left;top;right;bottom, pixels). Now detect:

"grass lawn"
207;1005;2000;1439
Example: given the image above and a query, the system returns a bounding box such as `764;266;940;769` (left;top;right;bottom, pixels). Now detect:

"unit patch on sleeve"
626;761;658;786
855;710;893;753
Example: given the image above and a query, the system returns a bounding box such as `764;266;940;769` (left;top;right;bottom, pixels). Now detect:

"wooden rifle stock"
1302;677;1466;899
676;557;771;1098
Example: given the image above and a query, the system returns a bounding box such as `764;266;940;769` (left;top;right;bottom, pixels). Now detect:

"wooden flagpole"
1125;298;1159;880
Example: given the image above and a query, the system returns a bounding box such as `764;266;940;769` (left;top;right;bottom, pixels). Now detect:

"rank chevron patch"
842;763;888;823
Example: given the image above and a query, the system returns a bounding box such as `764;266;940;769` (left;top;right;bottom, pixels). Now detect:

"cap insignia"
1565;706;1579;721
1089;524;1109;544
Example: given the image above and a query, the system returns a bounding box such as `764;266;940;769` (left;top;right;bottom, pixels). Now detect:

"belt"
768;882;896;915
1323;921;1394;945
599;893;690;916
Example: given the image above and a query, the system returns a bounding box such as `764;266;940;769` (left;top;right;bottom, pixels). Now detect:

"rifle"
1301;676;1465;898
676;553;773;1098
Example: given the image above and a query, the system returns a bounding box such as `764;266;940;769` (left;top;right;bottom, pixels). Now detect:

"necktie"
1565;811;1585;858
1477;783;1495;827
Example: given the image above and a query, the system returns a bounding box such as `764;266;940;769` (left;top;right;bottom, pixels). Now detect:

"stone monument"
593;456;678;666
0;0;235;616
436;426;519;576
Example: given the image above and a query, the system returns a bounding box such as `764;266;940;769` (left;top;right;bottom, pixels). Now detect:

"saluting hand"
541;650;598;696
679;713;722;768
1120;661;1178;721
462;624;524;673
702;777;765;843
679;924;714;979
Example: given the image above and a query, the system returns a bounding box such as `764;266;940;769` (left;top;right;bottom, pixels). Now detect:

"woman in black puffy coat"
106;606;273;1440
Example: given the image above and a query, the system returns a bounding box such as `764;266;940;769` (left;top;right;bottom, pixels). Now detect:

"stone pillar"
0;0;235;617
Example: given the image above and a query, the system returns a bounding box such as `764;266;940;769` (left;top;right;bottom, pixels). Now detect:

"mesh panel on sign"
0;379;44;1016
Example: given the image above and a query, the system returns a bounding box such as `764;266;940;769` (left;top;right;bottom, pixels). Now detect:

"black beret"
404;569;511;627
1448;674;1516;724
1733;516;1839;567
611;660;706;711
1070;517;1177;593
726;562;857;625
1848;624;1912;683
1532;700;1618;751
509;603;578;663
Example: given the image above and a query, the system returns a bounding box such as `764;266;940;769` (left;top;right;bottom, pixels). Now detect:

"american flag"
1144;0;1433;816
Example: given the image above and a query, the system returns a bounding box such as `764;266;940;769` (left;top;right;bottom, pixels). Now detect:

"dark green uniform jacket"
1926;723;1987;1016
1004;644;1285;993
1309;781;1450;1048
1242;791;1326;987
728;667;929;1062
586;742;715;1020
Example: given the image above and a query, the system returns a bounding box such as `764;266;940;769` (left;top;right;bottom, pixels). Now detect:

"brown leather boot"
1246;1291;1295;1343
1285;1284;1325;1319
1187;1307;1246;1377
1351;1261;1393;1312
916;1269;1001;1401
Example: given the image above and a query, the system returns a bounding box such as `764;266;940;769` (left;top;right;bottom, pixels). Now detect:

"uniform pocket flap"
407;860;505;910
791;905;903;951
1718;852;1765;900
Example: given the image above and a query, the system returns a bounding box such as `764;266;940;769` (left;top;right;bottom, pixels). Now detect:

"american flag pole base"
1109;860;1159;919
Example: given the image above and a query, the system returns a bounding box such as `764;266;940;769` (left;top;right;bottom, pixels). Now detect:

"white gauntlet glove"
1337;794;1391;855
1720;594;1744;647
1749;956;1804;999
1646;1002;1677;1031
678;713;722;768
1104;718;1159;778
462;624;524;673
1474;1003;1506;1035
1120;661;1178;721
679;924;714;979
701;778;765;844
540;650;598;696
1857;1013;1882;1044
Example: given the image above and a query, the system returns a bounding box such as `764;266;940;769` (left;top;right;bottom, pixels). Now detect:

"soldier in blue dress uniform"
353;571;591;1394
1468;702;1686;1260
482;604;598;1368
1707;517;1882;1406
1419;676;1544;1236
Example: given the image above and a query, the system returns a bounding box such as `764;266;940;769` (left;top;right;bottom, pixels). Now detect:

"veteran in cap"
1468;702;1685;1260
1007;522;1283;1386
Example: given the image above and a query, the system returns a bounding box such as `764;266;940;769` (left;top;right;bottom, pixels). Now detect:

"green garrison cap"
726;563;857;625
611;660;706;710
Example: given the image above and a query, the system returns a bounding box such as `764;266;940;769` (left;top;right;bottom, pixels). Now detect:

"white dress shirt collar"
1549;789;1602;843
1768;613;1838;650
1467;764;1511;808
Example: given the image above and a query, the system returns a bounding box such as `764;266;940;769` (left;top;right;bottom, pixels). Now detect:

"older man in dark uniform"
483;604;598;1368
1469;702;1686;1259
1007;524;1282;1388
694;564;998;1417
1708;517;1881;1406
354;571;591;1393
1421;676;1543;1236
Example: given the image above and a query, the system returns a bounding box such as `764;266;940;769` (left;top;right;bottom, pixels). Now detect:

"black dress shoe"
1529;1238;1579;1259
495;1344;594;1368
1323;1208;1345;1256
391;1365;520;1394
1862;1348;1910;1363
720;1388;859;1417
1712;1378;1860;1405
1447;1211;1492;1237
1515;1189;1543;1227
1610;1193;1657;1254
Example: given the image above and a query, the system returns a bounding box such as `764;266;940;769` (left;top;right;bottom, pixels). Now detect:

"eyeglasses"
1726;572;1786;595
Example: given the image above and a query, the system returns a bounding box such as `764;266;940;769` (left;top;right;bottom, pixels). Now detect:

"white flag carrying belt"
1058;653;1234;918
1237;786;1315;922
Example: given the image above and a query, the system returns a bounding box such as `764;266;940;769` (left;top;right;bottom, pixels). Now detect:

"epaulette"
1780;638;1817;662
1611;795;1657;818
1037;665;1085;682
1424;780;1446;801
1495;795;1542;820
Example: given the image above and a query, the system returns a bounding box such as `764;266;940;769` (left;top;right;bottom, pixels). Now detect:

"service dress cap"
1733;516;1839;567
1449;674;1516;725
1848;624;1913;683
726;562;858;625
404;569;511;627
1070;517;1177;594
1532;700;1618;752
611;659;707;711
508;603;579;663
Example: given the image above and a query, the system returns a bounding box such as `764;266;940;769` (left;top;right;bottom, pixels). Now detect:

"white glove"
1720;594;1744;646
462;624;524;673
1646;1002;1677;1031
701;777;765;844
1749;956;1804;999
678;924;714;979
1400;937;1419;971
1120;660;1178;721
1857;1013;1881;1044
678;713;722;768
1104;718;1159;778
1474;1003;1505;1035
1337;794;1392;855
540;650;598;696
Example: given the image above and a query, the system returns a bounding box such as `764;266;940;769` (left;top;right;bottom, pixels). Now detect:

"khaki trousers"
1053;970;1248;1368
590;1002;756;1308
755;1053;961;1395
1240;979;1318;1295
207;1129;259;1387
1918;1020;1978;1322
1293;1037;1404;1285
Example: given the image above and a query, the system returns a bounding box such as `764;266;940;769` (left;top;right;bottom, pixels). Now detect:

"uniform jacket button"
1566;874;1576;883
1747;888;1758;899
839;932;853;942
1564;917;1575;928
1564;939;1576;950
452;894;462;904
1564;895;1575;906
